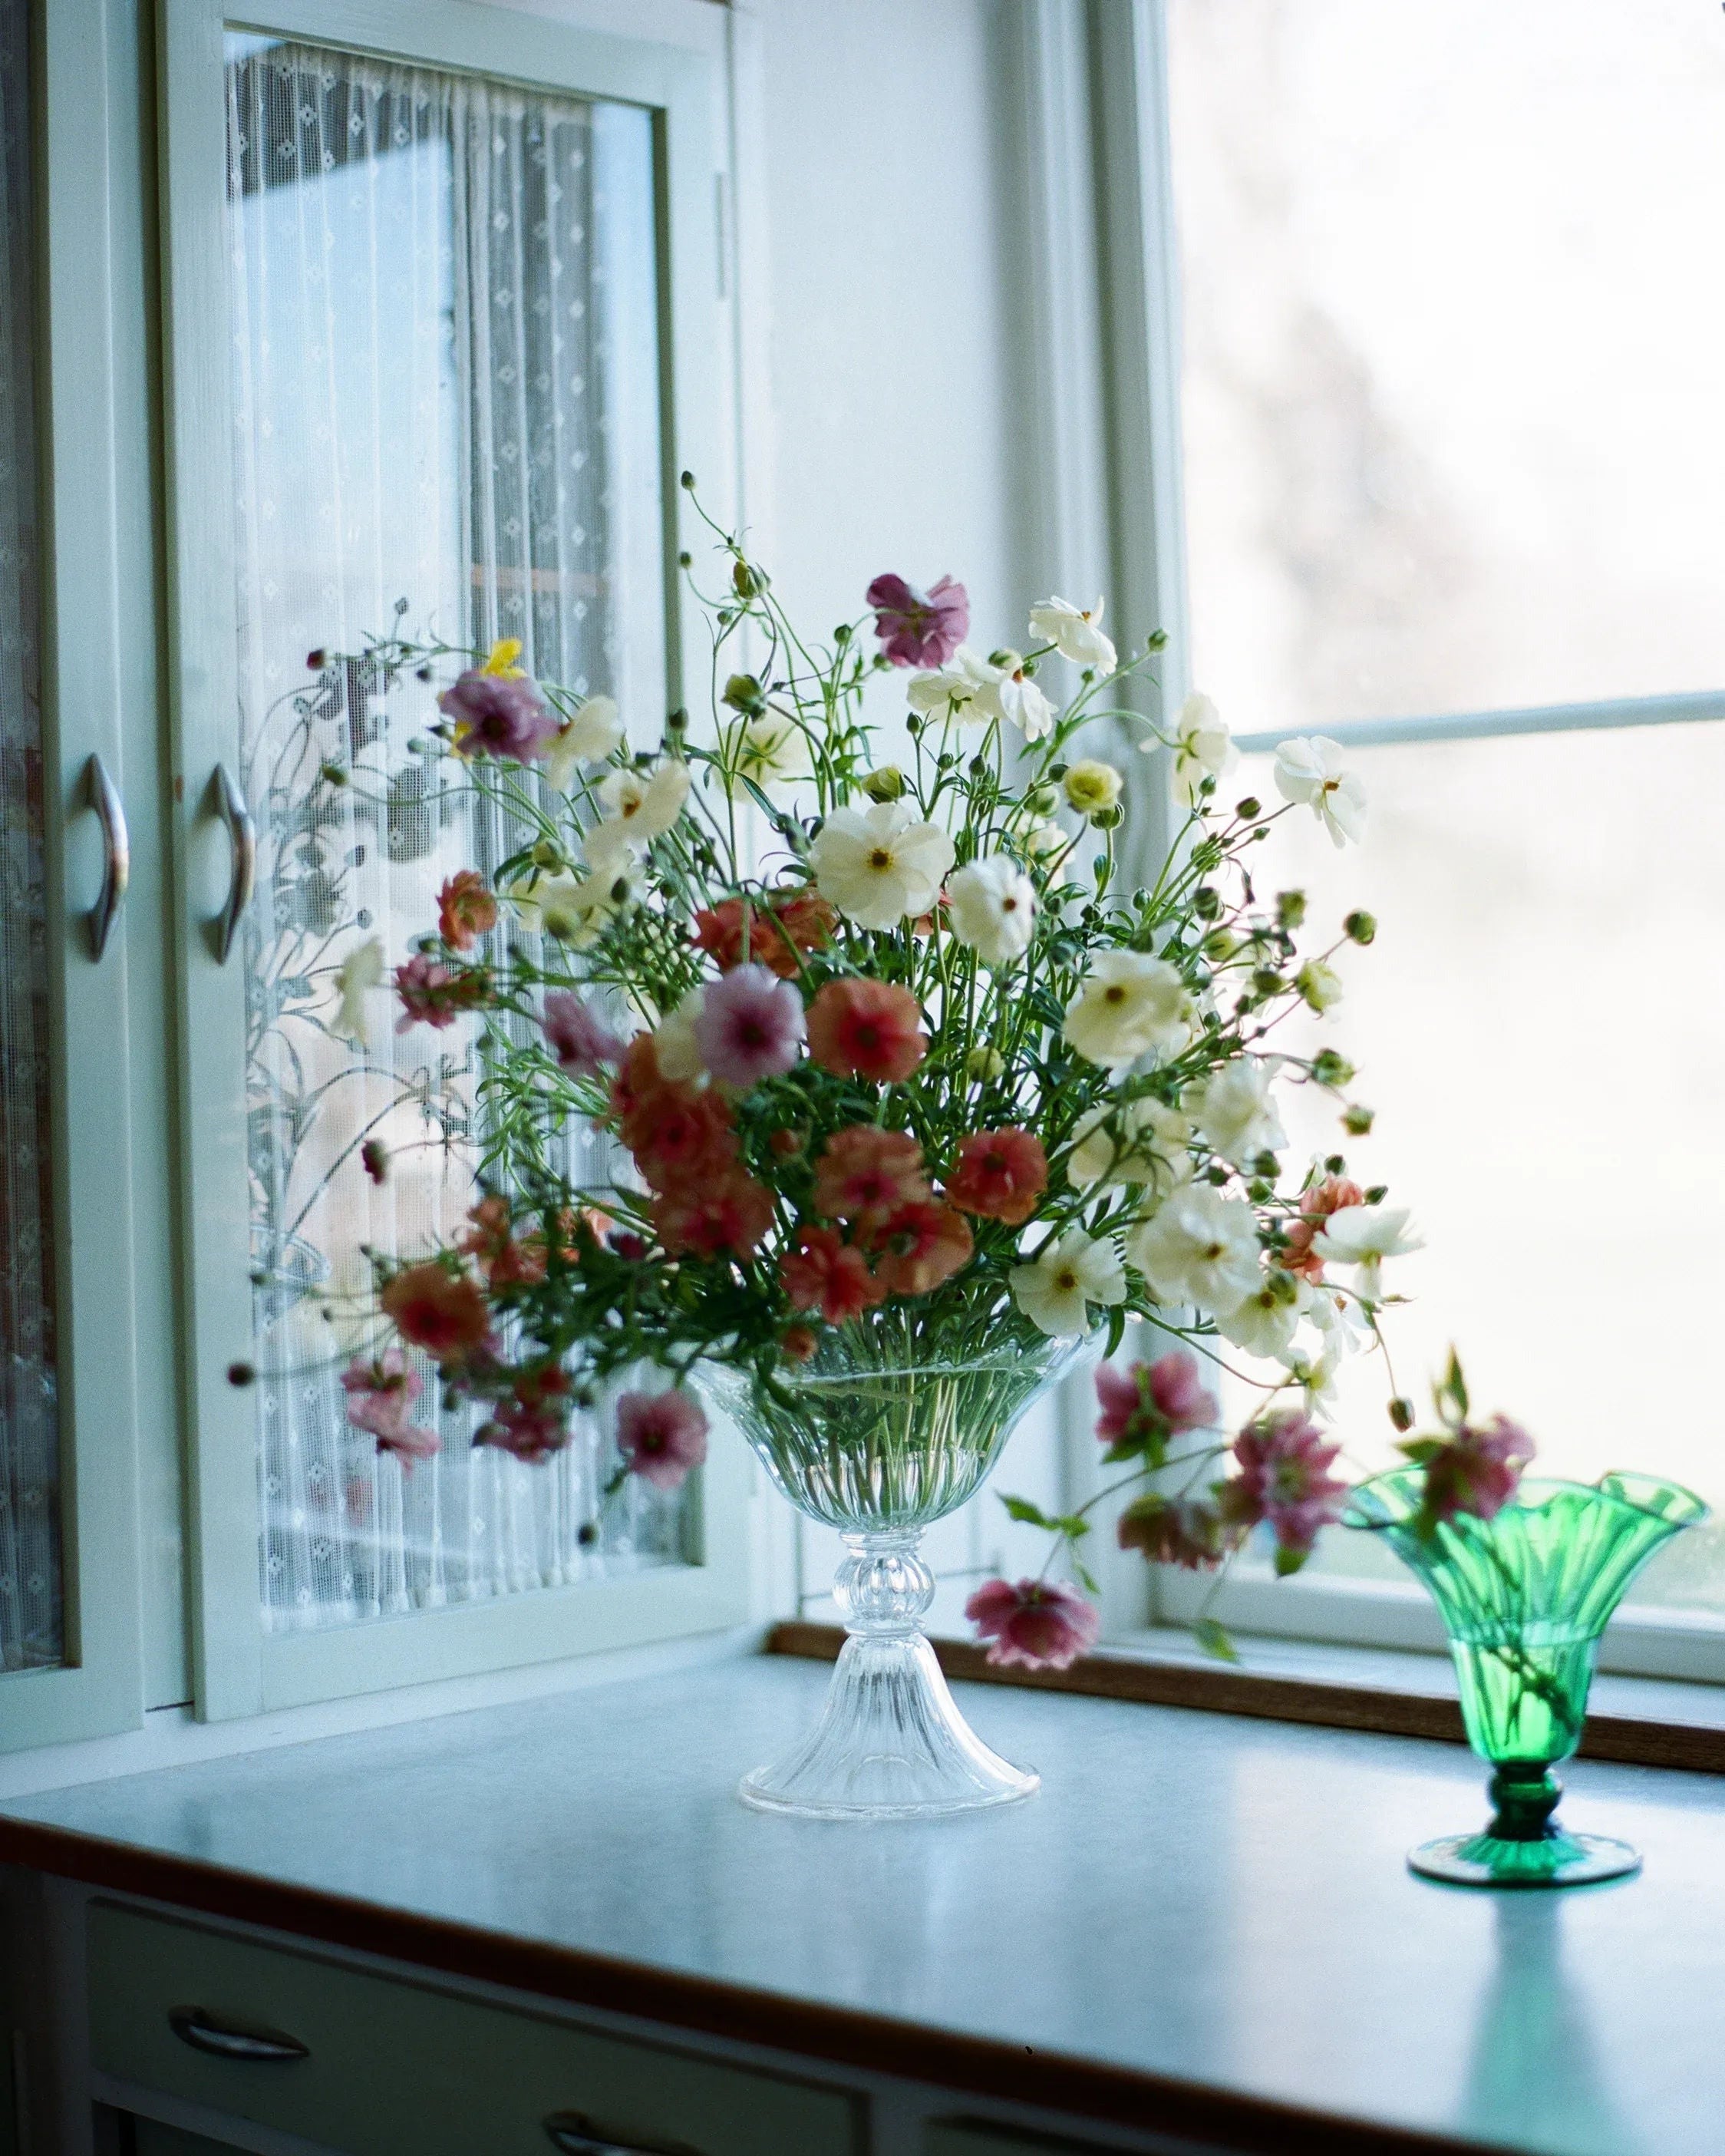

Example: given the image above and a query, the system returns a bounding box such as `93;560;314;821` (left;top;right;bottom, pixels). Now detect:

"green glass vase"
1344;1470;1707;1887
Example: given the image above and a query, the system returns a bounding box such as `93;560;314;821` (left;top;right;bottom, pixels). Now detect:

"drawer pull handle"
84;753;130;959
207;761;256;964
543;2114;695;2156
167;2005;309;2064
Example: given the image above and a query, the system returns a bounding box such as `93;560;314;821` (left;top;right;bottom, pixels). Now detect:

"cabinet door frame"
0;0;157;1753
157;0;747;1721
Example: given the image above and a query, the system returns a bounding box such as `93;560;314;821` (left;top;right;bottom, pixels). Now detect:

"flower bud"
1024;784;1060;818
678;549;693;568
966;1044;1006;1081
1365;1184;1388;1204
226;1361;256;1388
305;647;328;671
1342;1103;1375;1135
320;761;348;787
1235;796;1262;820
1252;967;1284;996
988;648;1022;671
1250;1151;1280;1180
1311;1048;1355;1087
1345;910;1377;945
861;765;907;803
722;672;764;715
1276;889;1307;929
531;839;564;870
667;707;688;731
679;468;696;489
780;1325;818;1363
1193;886;1221;920
1090;804;1123;830
1296;959;1344;1013
732;558;767;598
769;1128;806;1158
1389;1397;1416;1433
1202;927;1236;961
1324;1153;1347;1174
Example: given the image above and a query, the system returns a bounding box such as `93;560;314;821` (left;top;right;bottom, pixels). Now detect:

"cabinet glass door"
164;0;744;1717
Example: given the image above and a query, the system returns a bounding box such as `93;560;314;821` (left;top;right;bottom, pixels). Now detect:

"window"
1156;0;1725;1668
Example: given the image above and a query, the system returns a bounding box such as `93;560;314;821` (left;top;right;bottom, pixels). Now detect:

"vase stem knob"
833;1530;935;1637
1487;1765;1563;1842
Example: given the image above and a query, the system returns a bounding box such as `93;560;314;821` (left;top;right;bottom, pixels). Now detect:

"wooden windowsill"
765;1620;1725;1775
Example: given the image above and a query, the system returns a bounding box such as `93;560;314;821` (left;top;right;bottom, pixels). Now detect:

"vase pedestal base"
1408;1830;1641;1889
740;1632;1038;1821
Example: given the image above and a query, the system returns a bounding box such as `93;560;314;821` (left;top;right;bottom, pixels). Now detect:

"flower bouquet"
325;483;1438;1817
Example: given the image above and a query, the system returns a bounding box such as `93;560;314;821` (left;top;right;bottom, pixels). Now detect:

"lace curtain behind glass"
0;0;62;1673
225;38;674;1633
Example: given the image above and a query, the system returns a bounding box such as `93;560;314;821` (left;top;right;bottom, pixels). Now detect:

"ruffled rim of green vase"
1342;1467;1710;1536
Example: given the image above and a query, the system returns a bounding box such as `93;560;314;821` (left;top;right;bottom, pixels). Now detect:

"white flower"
1011;1230;1126;1337
1217;1270;1310;1361
717;712;812;799
808;800;955;930
906;646;994;725
979;654;1055;741
653;986;707;1084
1296;959;1344;1013
1308;1286;1372;1355
1273;736;1367;847
1129;1183;1262;1316
331;936;385;1048
582;815;638;873
1163;692;1237;807
945;854;1036;966
1063;951;1192;1075
1067;1096;1192;1193
599;758;691;844
1063;759;1123;817
1025;817;1070;862
545;695;622;791
513;869;632;949
1283;1345;1343;1417
1029;595;1116;673
1186;1058;1288;1168
1311;1203;1422;1303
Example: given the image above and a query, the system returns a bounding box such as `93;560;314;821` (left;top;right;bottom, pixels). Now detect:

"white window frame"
1083;0;1725;1685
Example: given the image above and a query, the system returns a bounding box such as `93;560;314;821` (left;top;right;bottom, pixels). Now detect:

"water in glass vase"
703;1312;1094;1819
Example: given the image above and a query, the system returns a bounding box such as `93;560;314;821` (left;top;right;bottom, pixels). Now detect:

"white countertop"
5;1652;1723;2154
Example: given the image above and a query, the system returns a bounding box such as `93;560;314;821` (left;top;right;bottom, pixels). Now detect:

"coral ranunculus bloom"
653;1172;776;1259
437;869;497;951
869;1200;973;1296
812;1125;930;1222
380;1262;492;1365
944;1127;1047;1225
693;890;835;979
806;978;927;1084
779;1225;885;1325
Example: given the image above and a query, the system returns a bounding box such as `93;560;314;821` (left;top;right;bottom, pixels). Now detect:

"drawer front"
90;1905;859;2156
926;2127;1123;2156
130;2124;254;2156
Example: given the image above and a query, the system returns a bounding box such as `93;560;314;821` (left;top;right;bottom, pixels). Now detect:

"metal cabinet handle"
167;2004;309;2064
209;761;256;964
84;753;129;959
543;2114;696;2156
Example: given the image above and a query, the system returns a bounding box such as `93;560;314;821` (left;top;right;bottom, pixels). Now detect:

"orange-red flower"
380;1262;492;1365
944;1128;1048;1226
812;1125;930;1222
780;1325;819;1363
693;890;835;979
610;1033;737;1191
437;869;497;952
457;1194;549;1287
806;978;928;1084
1281;1175;1364;1282
869;1200;973;1296
653;1170;776;1258
780;1224;886;1324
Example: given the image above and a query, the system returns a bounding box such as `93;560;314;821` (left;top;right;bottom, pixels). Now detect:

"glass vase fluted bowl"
1344;1469;1707;1887
702;1312;1094;1821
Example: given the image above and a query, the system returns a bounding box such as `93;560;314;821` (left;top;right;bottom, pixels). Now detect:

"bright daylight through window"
1164;0;1725;1628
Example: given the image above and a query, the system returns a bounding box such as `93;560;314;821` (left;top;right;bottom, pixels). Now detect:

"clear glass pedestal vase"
1344;1471;1707;1887
702;1312;1093;1821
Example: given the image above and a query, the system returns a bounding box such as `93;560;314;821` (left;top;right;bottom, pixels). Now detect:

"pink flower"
543;989;626;1078
438;668;559;761
866;573;970;669
395;953;491;1032
1421;1415;1535;1527
1095;1351;1219;1457
341;1349;440;1466
812;1126;930;1222
806;978;928;1085
1222;1410;1349;1567
1117;1494;1235;1570
615;1388;710;1491
692;962;806;1088
477;1364;576;1465
965;1577;1100;1671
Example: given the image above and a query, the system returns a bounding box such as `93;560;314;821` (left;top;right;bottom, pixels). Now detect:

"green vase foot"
1408;1831;1641;1889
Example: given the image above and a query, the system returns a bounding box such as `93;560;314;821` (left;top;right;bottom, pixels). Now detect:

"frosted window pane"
1233;727;1725;1615
225;38;673;1633
0;0;62;1673
1168;0;1725;730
